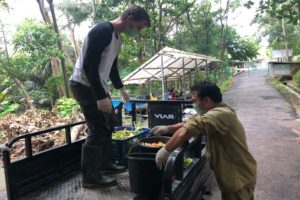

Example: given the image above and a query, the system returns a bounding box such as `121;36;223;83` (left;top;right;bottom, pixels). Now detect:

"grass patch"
269;77;300;116
270;78;292;97
218;77;233;93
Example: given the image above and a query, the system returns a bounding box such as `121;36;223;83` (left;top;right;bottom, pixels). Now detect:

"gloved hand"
149;126;170;136
97;97;112;113
155;147;171;170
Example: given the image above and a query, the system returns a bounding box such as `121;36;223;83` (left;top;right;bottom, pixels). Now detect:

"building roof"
268;61;300;64
122;47;222;85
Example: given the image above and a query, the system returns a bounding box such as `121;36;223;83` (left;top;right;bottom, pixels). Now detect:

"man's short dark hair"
121;5;151;27
190;80;222;103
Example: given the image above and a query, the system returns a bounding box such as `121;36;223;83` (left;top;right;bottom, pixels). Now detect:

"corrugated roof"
122;47;222;85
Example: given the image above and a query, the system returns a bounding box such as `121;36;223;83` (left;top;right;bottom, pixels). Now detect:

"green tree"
171;1;255;61
58;2;92;59
177;0;219;55
251;0;300;60
0;0;7;9
36;0;70;97
227;36;259;61
245;0;300;25
13;20;62;67
47;0;70;97
0;20;37;110
12;19;63;104
253;10;300;60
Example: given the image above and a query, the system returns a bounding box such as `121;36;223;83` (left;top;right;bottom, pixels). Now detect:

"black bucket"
127;153;163;197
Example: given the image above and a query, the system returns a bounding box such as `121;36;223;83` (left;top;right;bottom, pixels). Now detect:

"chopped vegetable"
183;158;193;169
133;121;142;134
132;127;142;135
141;141;165;148
112;128;143;139
112;129;134;139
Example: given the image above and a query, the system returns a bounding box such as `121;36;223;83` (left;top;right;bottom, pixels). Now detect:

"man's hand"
97;97;112;113
149;126;170;136
119;88;130;103
155;147;171;170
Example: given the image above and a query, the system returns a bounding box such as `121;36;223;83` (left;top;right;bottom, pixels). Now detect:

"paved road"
205;68;300;200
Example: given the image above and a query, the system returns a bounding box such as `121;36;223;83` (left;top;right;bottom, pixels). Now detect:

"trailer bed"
1;121;212;200
15;160;211;200
18;171;136;200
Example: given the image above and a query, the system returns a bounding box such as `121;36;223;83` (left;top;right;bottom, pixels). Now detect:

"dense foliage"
55;97;80;117
0;0;276;117
246;0;300;58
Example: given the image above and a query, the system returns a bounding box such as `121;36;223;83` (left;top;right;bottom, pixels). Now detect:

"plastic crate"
112;126;150;166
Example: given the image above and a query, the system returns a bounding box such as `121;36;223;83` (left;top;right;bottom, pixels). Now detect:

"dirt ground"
205;68;300;200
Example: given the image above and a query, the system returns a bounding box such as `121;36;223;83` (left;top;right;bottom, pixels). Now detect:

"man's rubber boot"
81;144;117;188
102;139;126;174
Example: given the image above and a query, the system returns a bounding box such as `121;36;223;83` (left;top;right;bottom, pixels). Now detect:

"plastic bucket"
136;136;170;153
127;153;163;196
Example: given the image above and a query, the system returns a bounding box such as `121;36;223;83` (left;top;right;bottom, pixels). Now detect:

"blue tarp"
124;102;146;112
112;99;146;111
112;100;122;108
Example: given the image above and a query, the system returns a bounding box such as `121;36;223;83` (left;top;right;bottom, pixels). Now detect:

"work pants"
221;185;255;200
69;80;115;146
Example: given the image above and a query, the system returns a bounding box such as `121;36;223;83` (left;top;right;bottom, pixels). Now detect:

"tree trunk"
281;18;290;61
135;33;143;62
36;0;51;22
50;57;65;96
70;27;79;58
157;1;163;51
297;2;300;25
92;0;96;24
36;0;66;97
47;0;70;97
158;0;196;51
14;78;36;109
66;16;79;59
186;9;199;45
62;44;75;67
218;0;230;60
205;17;210;53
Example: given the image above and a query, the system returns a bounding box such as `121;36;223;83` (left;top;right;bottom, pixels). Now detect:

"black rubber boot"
102;163;127;174
102;139;126;174
81;144;117;188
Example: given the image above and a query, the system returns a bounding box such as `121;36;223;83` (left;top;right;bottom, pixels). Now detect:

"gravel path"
205;68;300;200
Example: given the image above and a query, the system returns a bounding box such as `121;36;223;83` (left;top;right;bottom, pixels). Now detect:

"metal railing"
1;121;87;200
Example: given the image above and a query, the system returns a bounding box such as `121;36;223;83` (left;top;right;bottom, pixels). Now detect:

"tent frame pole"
161;55;165;99
182;58;186;100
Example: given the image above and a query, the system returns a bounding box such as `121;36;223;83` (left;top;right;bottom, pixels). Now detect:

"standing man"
70;5;151;188
151;80;257;200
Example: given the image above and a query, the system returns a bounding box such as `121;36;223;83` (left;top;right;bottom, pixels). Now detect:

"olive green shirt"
183;102;256;192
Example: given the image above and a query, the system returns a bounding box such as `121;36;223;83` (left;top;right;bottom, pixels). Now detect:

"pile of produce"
183;158;193;169
112;127;143;139
140;141;165;148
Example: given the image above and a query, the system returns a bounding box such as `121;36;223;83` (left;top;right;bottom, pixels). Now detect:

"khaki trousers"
221;185;255;200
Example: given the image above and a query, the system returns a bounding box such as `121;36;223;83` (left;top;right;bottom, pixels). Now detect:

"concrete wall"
269;62;300;75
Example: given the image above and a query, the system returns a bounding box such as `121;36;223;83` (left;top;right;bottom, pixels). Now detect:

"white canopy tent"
122;47;222;98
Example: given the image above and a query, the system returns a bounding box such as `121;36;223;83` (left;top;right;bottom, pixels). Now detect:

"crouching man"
150;80;257;200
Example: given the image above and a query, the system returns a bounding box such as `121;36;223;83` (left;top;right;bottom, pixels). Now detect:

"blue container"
112;126;150;166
